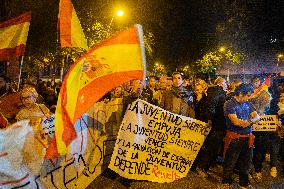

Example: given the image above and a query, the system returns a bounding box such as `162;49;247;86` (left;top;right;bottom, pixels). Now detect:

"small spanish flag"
0;12;31;60
251;76;271;98
46;25;146;158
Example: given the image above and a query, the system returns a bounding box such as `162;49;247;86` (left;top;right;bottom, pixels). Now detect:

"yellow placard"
252;115;279;131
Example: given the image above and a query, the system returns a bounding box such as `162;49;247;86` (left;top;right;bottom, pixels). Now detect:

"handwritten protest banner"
109;99;210;183
252;115;279;131
0;116;106;189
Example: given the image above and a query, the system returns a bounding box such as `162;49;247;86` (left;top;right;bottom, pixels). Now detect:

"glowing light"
116;10;124;17
219;46;226;52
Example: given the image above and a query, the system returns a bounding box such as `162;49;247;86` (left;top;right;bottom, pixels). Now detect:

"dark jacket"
142;86;158;105
200;85;226;131
269;76;284;115
194;94;208;122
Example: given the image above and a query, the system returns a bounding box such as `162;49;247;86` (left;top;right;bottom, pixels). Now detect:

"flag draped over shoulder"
46;25;146;158
59;0;88;49
0;12;31;60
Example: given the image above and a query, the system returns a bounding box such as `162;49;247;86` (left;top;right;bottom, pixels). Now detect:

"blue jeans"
222;137;252;187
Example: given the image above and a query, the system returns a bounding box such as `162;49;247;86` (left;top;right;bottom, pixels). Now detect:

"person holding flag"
250;75;279;181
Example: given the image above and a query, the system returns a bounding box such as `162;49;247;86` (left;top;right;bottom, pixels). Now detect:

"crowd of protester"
1;71;284;188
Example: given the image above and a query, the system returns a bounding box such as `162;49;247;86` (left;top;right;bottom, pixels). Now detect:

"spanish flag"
58;0;88;49
251;76;271;98
0;12;31;60
46;25;146;158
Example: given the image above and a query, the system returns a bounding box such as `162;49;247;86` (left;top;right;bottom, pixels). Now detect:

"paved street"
87;162;284;189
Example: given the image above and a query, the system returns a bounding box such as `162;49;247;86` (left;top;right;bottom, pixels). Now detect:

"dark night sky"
1;0;284;72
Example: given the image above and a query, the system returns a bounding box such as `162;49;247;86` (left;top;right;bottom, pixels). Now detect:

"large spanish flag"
0;12;31;60
46;25;146;158
59;0;88;49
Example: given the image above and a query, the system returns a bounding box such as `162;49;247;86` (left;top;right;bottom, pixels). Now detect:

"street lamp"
278;54;283;62
218;46;230;82
108;9;124;31
277;54;283;73
116;10;124;17
219;46;226;53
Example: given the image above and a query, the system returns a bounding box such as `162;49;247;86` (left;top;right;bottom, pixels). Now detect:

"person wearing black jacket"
195;77;227;177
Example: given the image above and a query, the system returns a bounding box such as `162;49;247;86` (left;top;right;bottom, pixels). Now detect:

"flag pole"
136;24;147;81
17;56;24;91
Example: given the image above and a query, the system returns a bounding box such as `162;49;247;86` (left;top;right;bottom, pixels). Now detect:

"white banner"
252;115;279;131
0;116;106;189
109;99;210;183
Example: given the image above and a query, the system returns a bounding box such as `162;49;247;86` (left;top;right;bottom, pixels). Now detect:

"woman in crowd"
16;87;51;145
15;87;52;174
193;79;208;121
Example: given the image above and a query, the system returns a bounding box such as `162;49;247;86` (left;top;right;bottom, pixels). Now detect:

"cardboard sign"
252;115;279;131
42;115;55;138
109;99;210;183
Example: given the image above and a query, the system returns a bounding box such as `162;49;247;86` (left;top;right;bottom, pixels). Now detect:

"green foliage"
152;63;167;76
224;49;245;64
23;48;86;76
196;52;222;73
86;21;112;47
143;31;155;57
86;20;155;57
192;49;246;74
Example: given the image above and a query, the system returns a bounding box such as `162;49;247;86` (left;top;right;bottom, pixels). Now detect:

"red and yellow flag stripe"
0;12;31;60
46;25;145;158
59;0;88;49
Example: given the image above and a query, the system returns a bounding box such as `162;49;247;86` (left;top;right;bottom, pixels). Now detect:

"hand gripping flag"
46;25;146;158
58;0;88;49
0;12;31;60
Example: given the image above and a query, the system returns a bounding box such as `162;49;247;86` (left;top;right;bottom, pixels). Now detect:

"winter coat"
159;86;195;118
200;85;226;131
